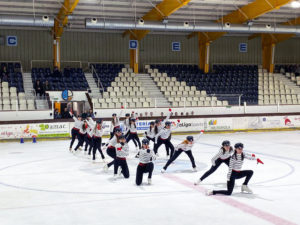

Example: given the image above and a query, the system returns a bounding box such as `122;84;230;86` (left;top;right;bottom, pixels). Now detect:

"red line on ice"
164;174;296;225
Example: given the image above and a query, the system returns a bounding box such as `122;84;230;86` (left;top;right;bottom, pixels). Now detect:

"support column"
130;48;139;73
198;33;210;73
262;34;275;73
53;37;61;69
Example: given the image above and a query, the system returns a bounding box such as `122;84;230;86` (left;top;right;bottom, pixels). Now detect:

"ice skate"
155;153;160;157
206;190;213;196
78;147;82;151
241;185;253;194
117;167;122;176
84;151;87;155
113;174;118;180
69;147;72;152
92;159;96;163
194;179;201;185
103;164;108;172
102;158;106;163
161;168;166;173
193;167;197;172
148;178;152;185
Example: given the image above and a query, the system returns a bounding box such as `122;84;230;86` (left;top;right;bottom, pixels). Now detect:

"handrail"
91;64;104;95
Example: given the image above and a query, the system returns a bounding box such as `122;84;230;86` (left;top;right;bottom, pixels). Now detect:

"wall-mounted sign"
239;43;247;53
129;40;138;49
7;36;17;46
172;42;181;51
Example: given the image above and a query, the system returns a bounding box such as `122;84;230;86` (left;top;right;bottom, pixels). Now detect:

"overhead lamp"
91;18;97;24
138;18;144;25
224;22;231;28
42;15;49;22
183;21;189;27
266;24;272;29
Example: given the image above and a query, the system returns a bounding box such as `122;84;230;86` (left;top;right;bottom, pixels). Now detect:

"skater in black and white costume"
84;118;95;155
144;121;155;144
154;120;179;158
207;143;264;195
161;133;202;173
91;119;105;162
195;140;233;185
74;120;88;152
114;135;130;179
136;139;156;185
124;112;138;149
126;118;141;150
69;112;82;151
109;110;123;139
103;128;123;171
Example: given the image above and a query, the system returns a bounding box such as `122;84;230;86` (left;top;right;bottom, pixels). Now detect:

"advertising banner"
0;123;70;139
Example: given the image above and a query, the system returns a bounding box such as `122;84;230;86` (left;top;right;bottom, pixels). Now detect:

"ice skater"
207;143;264;196
154;120;180;158
109;109;123;139
161;133;202;173
69;112;82;151
103;128;123;171
124;112;138;149
136;139;156;186
84;117;95;155
195;140;233;185
114;135;130;179
74;120;88;152
144;121;155;144
91;119;106;162
126;118;141;150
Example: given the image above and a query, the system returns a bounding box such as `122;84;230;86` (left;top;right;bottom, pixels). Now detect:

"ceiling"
0;0;299;33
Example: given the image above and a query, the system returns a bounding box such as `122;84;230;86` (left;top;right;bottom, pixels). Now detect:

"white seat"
3;104;11;110
129;102;136;108
20;104;27;110
222;101;228;106
197;101;204;106
94;102;100;108
28;104;35;110
108;102;115;108
143;102;150;107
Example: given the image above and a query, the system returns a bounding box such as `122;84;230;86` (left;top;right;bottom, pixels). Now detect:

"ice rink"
0;131;299;225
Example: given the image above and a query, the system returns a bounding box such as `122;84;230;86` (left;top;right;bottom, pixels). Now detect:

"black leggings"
106;147;116;168
114;158;130;178
146;136;155;143
163;150;196;170
154;138;174;158
200;158;230;181
213;170;254;195
92;137;105;160
126;133;141;149
70;128;79;148
74;133;85;151
136;162;154;185
125;130;137;147
84;136;93;153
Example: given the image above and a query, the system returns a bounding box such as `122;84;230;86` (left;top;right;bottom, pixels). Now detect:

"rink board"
1;115;300;139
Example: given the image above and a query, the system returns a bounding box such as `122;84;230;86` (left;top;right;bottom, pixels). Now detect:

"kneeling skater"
161;134;201;173
195;140;233;185
114;135;130;179
207;143;264;195
136;139;156;186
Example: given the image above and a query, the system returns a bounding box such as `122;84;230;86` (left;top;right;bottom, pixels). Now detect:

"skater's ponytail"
233;150;244;160
182;140;189;145
154;125;158;134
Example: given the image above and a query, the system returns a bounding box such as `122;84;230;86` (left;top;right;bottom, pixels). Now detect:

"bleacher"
0;62;28;111
147;64;259;106
91;63;124;92
92;66;154;109
31;67;89;91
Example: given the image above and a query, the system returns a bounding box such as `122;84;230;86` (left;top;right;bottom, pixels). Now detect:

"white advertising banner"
0;123;70;139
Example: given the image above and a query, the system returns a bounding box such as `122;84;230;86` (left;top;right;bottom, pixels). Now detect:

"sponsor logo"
284;116;294;126
208;120;217;125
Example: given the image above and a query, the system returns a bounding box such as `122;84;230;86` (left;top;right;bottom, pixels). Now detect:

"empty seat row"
107;86;144;92
258;99;300;105
96;101;154;109
110;81;142;87
171;100;228;107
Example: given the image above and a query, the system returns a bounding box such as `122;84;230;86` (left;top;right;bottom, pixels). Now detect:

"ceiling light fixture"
291;0;300;8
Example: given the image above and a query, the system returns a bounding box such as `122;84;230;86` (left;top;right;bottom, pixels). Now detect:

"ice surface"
0;131;300;225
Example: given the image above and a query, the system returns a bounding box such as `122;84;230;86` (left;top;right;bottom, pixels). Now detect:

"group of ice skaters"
68;109;264;195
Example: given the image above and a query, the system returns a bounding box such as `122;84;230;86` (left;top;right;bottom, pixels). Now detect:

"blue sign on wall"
172;42;181;51
7;36;17;46
239;43;247;53
129;40;138;49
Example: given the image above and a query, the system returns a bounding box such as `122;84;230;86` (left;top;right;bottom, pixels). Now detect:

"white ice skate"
206;190;213;196
161;168;166;173
241;185;253;194
84;151;87;155
155;153;160;157
117;167;122;176
113;174;118;180
194;179;201;185
148;178;152;185
78;147;82;151
102;158;106;163
69;147;72;152
103;164;108;172
193;167;197;172
92;159;96;163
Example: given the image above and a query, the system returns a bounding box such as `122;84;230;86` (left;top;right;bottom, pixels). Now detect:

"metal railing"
91;64;104;95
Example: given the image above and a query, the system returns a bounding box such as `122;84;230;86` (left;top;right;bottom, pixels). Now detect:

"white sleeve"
244;152;256;160
211;149;222;166
155;129;164;143
161;112;172;126
227;157;234;181
87;119;95;129
170;122;179;131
